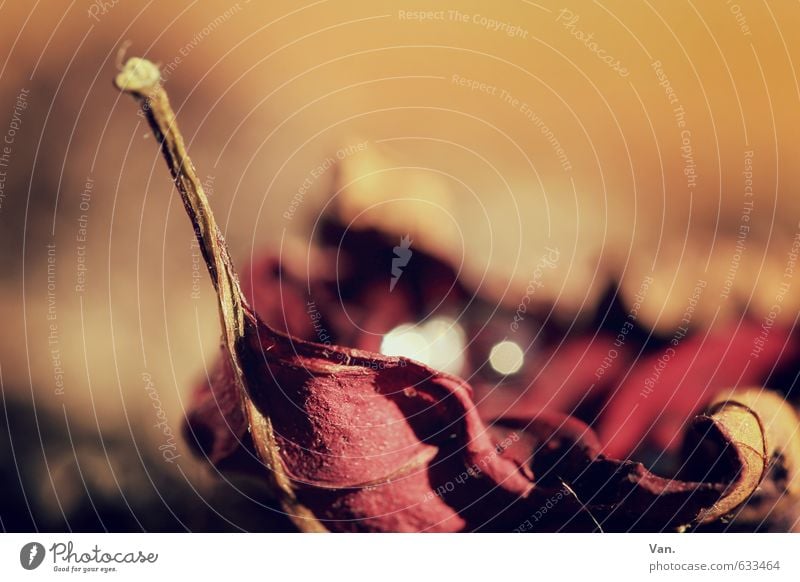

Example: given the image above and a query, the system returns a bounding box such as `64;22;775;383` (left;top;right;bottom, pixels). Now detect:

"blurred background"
1;0;800;531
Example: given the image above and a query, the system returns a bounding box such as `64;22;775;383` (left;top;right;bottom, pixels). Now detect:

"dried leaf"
682;388;800;523
117;57;533;532
116;58;800;533
598;325;799;458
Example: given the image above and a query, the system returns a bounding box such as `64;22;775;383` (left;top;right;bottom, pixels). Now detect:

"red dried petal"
598;323;798;458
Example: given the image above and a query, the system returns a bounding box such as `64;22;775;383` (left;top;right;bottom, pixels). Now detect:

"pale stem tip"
114;57;161;94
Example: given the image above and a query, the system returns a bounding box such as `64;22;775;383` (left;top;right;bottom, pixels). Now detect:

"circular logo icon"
20;542;46;570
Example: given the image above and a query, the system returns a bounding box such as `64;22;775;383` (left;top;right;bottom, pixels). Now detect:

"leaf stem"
114;57;325;532
114;57;245;346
